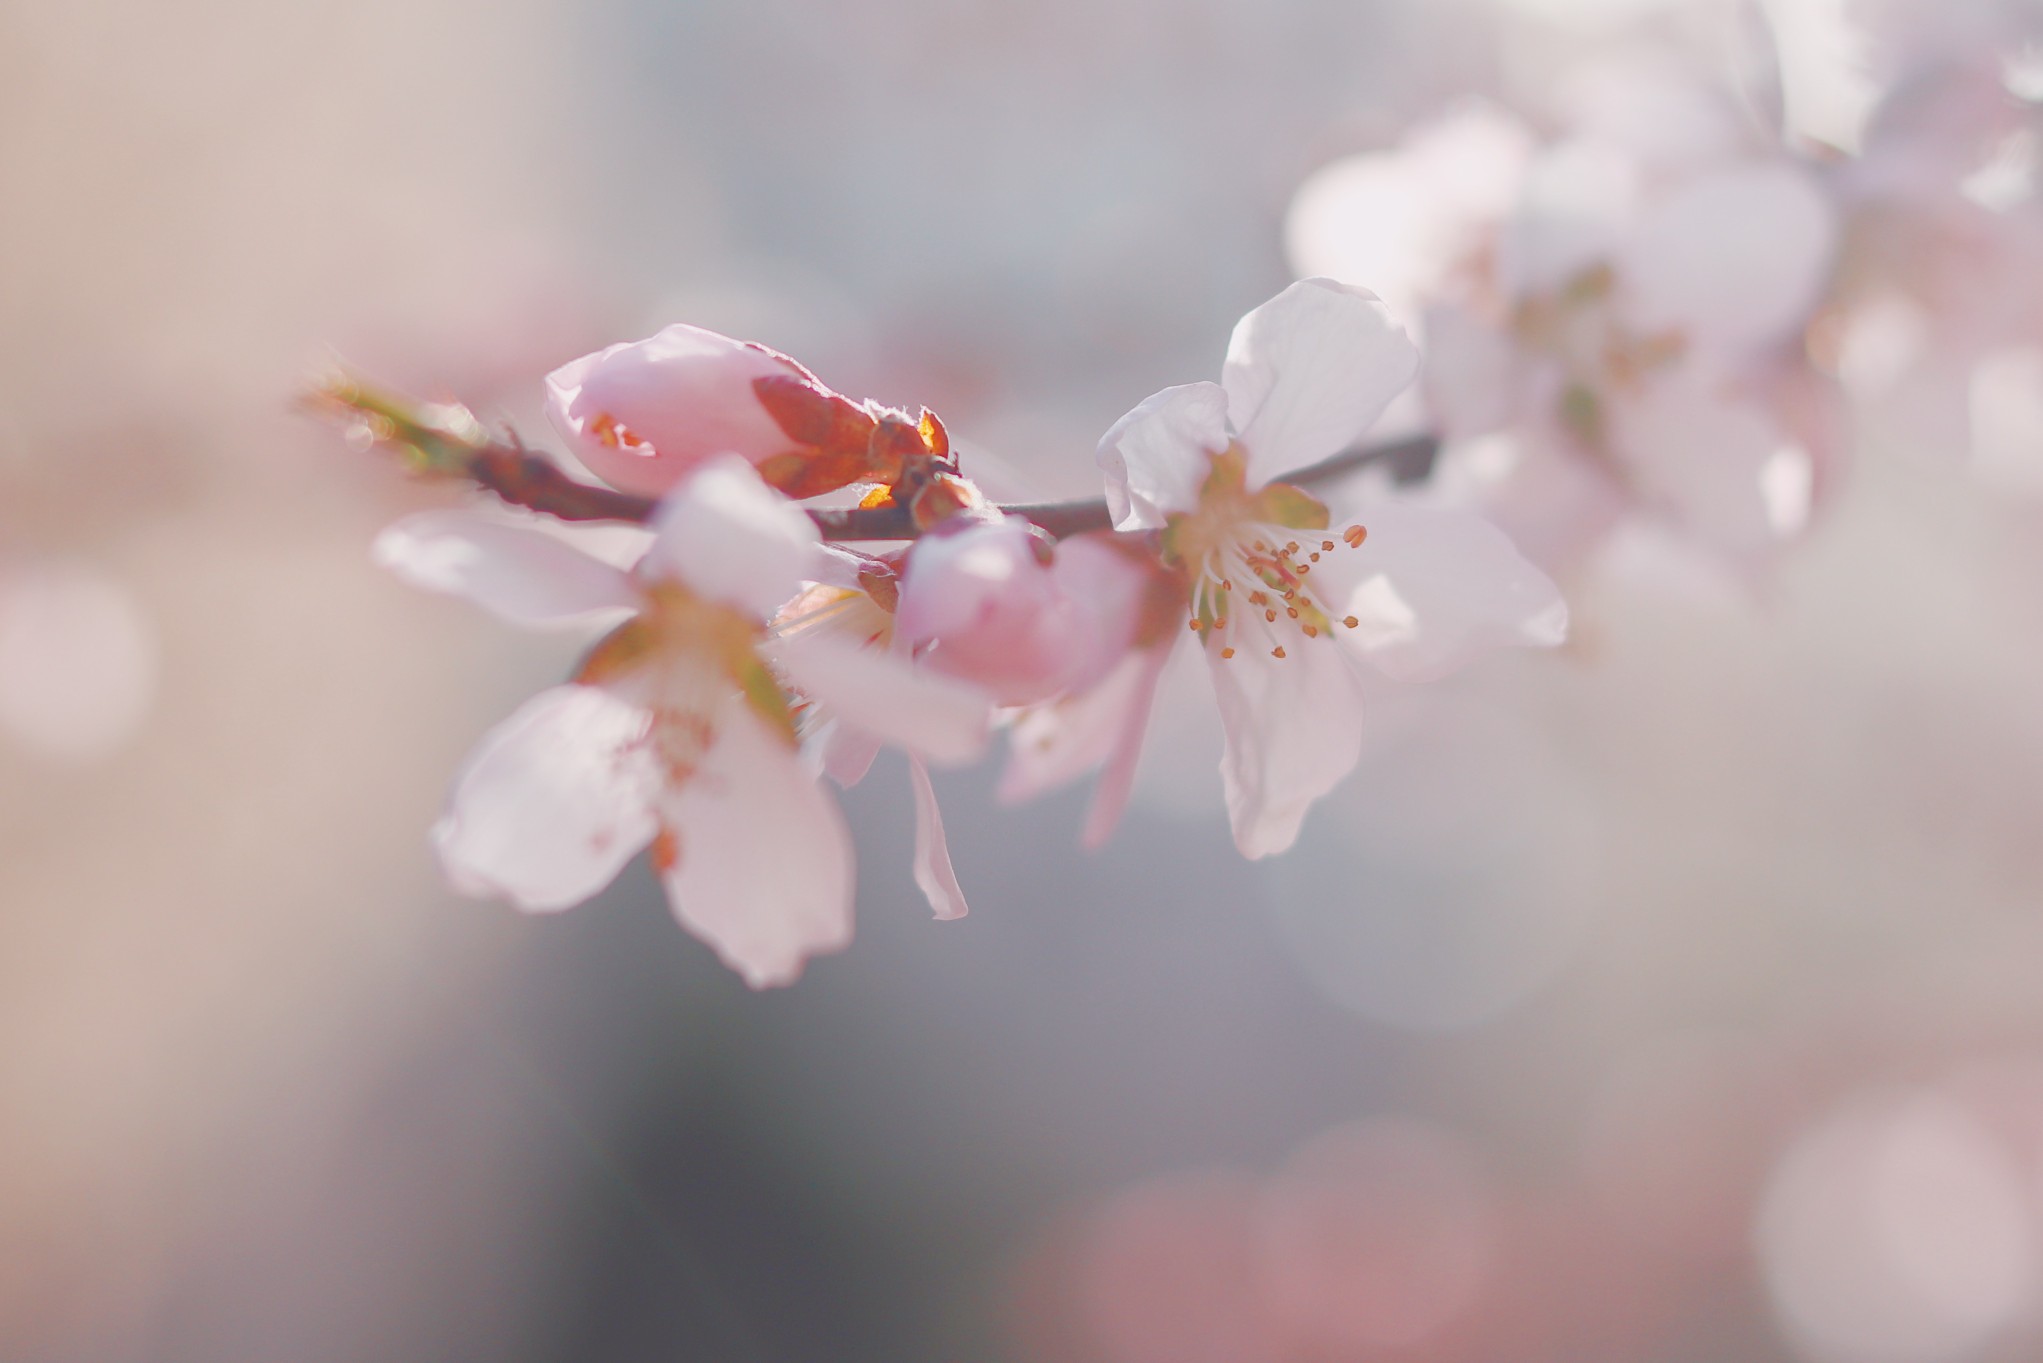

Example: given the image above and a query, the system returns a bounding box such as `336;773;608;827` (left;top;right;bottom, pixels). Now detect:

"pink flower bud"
896;515;1150;707
544;323;813;496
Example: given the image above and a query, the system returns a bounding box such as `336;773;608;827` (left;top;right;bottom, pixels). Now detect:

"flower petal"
1421;304;1527;441
1097;382;1233;531
999;640;1172;848
818;719;882;787
1495;139;1638;298
1619;162;1836;354
373;512;637;627
1222;278;1420;484
773;627;992;767
1610;374;1812;557
643;454;820;618
1311;498;1569;682
908;756;969;920
1208;638;1369;860
657;699;854;988
545;324;804;496
432;685;659;911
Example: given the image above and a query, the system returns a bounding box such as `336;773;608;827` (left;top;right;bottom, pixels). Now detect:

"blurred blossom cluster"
8;0;2043;1359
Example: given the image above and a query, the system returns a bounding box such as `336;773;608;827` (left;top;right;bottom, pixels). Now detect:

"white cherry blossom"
1096;279;1568;858
377;456;967;986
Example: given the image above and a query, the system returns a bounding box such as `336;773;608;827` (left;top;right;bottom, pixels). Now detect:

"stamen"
1343;525;1367;548
1220;647;1235;659
1302;624;1318;638
1321;540;1335;552
1264;609;1277;623
1271;646;1286;659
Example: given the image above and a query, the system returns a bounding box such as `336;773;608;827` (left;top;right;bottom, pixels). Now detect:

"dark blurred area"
9;0;2043;1360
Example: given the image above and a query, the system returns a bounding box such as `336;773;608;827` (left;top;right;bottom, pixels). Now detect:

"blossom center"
1160;448;1368;662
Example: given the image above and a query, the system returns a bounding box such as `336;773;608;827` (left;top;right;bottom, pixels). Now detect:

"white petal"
1430;428;1629;577
1208;638;1369;860
643;455;820;618
1619;162;1835;353
908;756;969;920
773;627;991;767
1610;375;1810;557
1222;278;1420;484
432;685;659;911
1421;304;1527;440
1496;139;1639;298
373;511;637;627
1285;107;1535;321
658;700;854;988
1097;382;1233;531
1312;499;1570;682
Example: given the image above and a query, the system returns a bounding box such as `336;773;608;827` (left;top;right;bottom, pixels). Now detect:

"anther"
1271;646;1287;659
1321;540;1335;552
1220;647;1235;659
1309;552;1320;562
1343;615;1359;629
1303;624;1319;638
1286;607;1299;619
1343;525;1367;548
1264;609;1277;622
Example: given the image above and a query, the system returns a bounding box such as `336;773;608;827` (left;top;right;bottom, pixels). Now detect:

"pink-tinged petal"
1610;376;1812;557
773;626;991;767
1049;533;1155;696
1208;639;1369;860
1078;643;1172;849
819;720;882;787
545;324;804;496
1421;304;1527;441
643;455;820;618
1097;382;1233;531
1619;163;1835;353
658;700;854;988
908;756;969;920
373;511;637;628
1311;499;1569;683
897;519;1149;705
999;641;1172;848
432;685;659;912
1222;278;1420;484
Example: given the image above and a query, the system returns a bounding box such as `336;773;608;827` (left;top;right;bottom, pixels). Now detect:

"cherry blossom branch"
310;374;1436;541
459;429;1439;540
808;432;1439;540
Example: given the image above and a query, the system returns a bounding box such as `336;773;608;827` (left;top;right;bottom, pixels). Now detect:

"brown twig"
477;432;1441;540
315;374;1438;540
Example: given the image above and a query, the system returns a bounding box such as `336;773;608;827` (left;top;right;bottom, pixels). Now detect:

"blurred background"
7;0;2043;1359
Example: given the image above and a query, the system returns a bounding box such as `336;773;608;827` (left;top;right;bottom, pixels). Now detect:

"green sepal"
733;652;800;747
1250;481;1330;531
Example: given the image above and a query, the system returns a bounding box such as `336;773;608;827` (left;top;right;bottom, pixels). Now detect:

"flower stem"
312;375;1438;540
